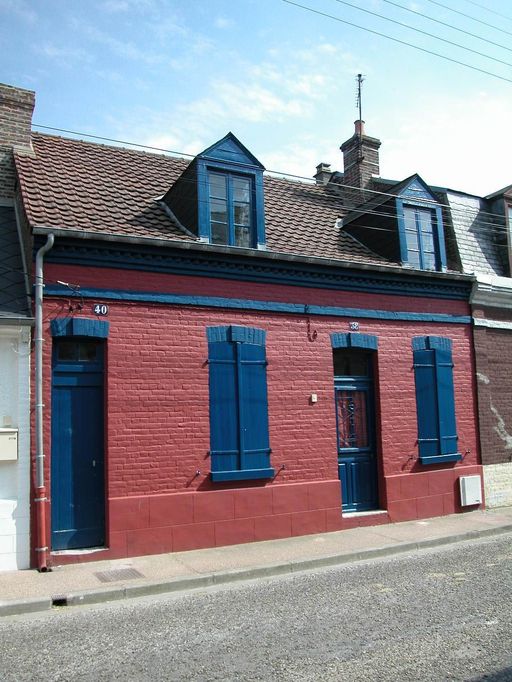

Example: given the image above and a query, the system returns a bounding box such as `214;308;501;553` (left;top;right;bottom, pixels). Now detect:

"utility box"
0;428;18;461
459;475;482;506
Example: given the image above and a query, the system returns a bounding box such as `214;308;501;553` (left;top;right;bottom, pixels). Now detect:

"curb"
2;523;512;618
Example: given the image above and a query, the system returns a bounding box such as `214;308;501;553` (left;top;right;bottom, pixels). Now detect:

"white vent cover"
459;475;482;506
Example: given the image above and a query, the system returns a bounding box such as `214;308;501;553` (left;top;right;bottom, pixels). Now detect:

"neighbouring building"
0;84;34;570
441;184;512;507
1;82;484;569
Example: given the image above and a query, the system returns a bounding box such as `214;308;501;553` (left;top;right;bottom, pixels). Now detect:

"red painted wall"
36;265;481;565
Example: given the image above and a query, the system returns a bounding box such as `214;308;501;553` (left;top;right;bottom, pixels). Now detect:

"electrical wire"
280;0;512;84
380;0;512;55
329;0;512;69
424;0;512;38
30;123;511;230
461;0;512;24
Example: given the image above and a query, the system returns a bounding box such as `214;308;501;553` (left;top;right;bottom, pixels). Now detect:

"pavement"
1;506;512;618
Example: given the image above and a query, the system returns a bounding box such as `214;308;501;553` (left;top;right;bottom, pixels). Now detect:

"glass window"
208;172;254;247
403;207;438;271
333;349;371;377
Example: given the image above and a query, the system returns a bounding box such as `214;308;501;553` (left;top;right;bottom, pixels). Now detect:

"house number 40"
93;304;109;316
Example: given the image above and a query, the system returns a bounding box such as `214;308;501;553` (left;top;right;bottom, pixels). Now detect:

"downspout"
34;233;54;572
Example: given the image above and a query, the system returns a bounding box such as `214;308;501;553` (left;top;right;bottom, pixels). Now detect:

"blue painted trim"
435;205;447;271
420;453;462;465
50;317;110;338
396;198;409;265
412;336;453;351
207;325;266;345
197;157;265;248
45;285;472;325
41;240;472;301
331;332;378;350
211;468;275;482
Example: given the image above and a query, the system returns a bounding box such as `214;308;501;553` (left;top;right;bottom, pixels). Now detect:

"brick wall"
37;265;480;564
473;323;512;467
0;84;35;198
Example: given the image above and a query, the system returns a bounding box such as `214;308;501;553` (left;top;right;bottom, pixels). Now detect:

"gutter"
34;233;54;572
31;225;475;285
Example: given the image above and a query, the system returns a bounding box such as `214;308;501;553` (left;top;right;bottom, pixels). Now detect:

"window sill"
419;453;462;466
211;468;275;482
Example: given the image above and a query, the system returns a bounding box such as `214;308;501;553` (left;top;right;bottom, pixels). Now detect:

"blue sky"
1;0;511;195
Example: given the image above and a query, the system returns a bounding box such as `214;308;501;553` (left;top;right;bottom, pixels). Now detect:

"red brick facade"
38;264;481;565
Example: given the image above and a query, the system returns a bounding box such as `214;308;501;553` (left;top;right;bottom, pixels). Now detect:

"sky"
1;0;511;196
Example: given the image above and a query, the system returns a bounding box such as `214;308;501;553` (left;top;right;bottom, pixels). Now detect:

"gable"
399;176;438;205
198;133;265;170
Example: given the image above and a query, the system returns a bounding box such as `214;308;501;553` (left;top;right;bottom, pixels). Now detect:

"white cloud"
214;17;234;29
382;91;512;195
37;43;94;64
0;0;36;22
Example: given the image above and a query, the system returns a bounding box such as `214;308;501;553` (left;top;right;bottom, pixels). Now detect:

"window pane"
408;250;421;268
78;341;99;362
422;251;436;270
418;210;433;233
337;391;368;448
233;177;250;202
333;350;370;376
405;229;419;251
404;208;416;231
234;202;250;226
210;198;227;224
57;341;78;361
212;222;229;244
209;173;227;199
235;225;251;248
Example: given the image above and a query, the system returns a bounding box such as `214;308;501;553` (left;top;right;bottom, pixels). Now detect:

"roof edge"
32;225;474;284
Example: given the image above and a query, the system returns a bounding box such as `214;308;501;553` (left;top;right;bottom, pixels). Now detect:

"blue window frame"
208;171;254;248
412;336;461;465
207;325;274;482
196;133;266;249
403;207;439;270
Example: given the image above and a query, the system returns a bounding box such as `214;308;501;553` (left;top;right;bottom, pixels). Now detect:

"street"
1;534;511;681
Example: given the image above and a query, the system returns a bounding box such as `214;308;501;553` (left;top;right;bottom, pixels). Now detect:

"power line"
381;0;512;55
280;0;512;84
329;0;512;69
31;123;509;227
461;0;512;24
424;0;512;39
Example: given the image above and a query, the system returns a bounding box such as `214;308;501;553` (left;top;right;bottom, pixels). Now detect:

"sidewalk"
2;507;512;617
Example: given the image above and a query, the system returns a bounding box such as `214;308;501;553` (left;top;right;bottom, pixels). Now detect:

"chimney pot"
354;119;365;136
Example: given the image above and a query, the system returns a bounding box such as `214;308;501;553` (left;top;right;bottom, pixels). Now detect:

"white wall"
0;327;31;571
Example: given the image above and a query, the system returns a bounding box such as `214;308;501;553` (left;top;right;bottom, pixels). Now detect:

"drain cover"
95;567;144;583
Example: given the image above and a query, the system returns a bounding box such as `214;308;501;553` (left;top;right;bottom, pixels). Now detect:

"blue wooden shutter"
413;338;461;465
435;348;458;455
207;326;274;482
238;342;272;475
208;340;240;477
413;349;440;459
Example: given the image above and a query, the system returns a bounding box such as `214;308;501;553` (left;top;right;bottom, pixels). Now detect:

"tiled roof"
15;134;390;266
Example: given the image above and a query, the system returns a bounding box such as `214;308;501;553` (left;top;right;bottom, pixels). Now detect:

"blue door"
335;376;378;512
51;339;105;550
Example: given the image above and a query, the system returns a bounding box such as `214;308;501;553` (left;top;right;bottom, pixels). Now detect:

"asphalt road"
1;534;511;682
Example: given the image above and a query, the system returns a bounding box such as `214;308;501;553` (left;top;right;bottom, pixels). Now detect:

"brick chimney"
0;83;35;199
340;120;381;206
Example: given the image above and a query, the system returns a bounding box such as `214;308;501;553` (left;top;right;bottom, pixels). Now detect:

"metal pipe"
34;233;54;572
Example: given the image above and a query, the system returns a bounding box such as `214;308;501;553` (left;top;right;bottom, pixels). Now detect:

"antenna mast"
356;73;364;126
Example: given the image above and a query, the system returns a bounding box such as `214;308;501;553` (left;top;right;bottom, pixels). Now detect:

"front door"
334;353;378;512
51;339;105;550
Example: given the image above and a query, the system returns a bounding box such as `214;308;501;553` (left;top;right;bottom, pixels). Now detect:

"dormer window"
341;174;447;272
162;132;266;249
403;206;439;271
209;171;254;248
